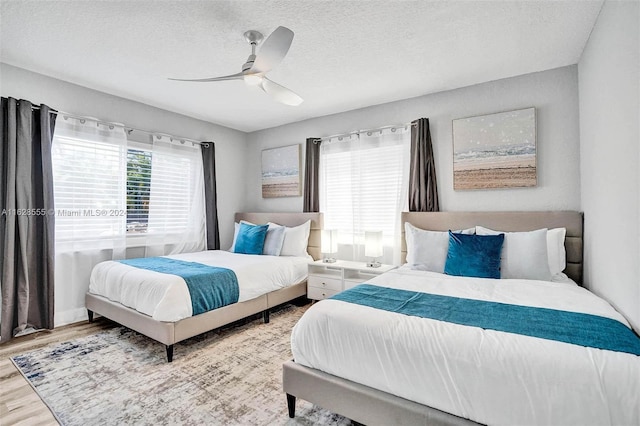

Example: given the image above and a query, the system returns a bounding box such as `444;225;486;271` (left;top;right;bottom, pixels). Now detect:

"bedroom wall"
578;0;640;331
0;63;249;325
244;65;581;214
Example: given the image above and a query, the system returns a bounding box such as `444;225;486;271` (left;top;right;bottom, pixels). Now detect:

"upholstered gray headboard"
401;211;584;284
235;212;324;261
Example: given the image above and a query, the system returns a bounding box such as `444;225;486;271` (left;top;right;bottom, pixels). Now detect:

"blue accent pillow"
444;231;504;279
233;223;269;255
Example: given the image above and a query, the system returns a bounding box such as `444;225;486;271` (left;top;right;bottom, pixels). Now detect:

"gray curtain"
1;97;56;342
303;138;321;212
201;142;220;250
409;118;439;212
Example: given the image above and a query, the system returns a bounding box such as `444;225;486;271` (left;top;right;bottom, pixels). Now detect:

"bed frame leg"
263;309;270;324
87;310;94;323
286;393;296;418
166;345;174;363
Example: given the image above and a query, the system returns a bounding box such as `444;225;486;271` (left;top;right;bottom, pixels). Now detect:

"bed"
284;211;640;426
86;212;322;362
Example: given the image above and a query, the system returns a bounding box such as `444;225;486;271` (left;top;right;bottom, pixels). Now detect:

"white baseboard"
54;307;90;327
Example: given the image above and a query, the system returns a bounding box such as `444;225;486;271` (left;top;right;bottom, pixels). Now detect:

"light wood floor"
0;319;115;425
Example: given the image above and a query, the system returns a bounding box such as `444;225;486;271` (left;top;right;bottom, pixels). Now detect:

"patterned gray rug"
12;304;350;426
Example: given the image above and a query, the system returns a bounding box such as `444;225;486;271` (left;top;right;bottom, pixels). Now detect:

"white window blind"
319;128;410;263
146;138;205;239
52;118;127;249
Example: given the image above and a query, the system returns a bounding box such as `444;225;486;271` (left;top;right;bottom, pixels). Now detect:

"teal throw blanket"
119;257;239;316
330;284;640;356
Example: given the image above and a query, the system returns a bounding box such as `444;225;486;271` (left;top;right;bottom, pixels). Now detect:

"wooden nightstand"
307;260;396;301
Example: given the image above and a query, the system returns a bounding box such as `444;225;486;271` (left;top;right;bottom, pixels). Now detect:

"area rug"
12;304;350;426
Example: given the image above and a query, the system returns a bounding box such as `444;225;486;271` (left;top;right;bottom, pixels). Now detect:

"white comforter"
291;267;640;426
90;250;309;322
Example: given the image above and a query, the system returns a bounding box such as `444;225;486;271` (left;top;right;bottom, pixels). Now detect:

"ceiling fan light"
244;74;264;86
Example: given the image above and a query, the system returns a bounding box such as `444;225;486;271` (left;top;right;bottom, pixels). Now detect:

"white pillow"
229;221;286;256
229;222;241;251
455;228;476;235
262;223;286;256
404;223;475;273
405;223;449;273
547;228;567;276
476;226;551;281
270;220;311;258
550;272;577;285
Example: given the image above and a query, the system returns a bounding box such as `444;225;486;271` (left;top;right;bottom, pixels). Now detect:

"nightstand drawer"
308;275;343;291
308;286;339;301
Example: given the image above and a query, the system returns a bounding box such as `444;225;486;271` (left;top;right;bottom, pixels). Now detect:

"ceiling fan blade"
261;77;303;106
168;72;244;83
250;26;294;74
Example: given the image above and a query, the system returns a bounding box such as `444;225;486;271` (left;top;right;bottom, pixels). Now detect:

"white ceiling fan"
169;26;303;106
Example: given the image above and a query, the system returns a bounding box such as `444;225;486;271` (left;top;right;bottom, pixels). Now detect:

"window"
145;139;205;240
319;127;410;263
126;148;152;233
52;120;128;246
51;117;205;252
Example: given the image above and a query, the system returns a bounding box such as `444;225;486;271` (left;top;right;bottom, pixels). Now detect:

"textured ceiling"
1;1;603;132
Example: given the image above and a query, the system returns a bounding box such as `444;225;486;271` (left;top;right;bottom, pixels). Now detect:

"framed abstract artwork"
452;107;536;190
261;144;301;198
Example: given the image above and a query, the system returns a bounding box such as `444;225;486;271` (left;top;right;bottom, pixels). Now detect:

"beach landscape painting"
452;107;536;190
262;144;301;198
